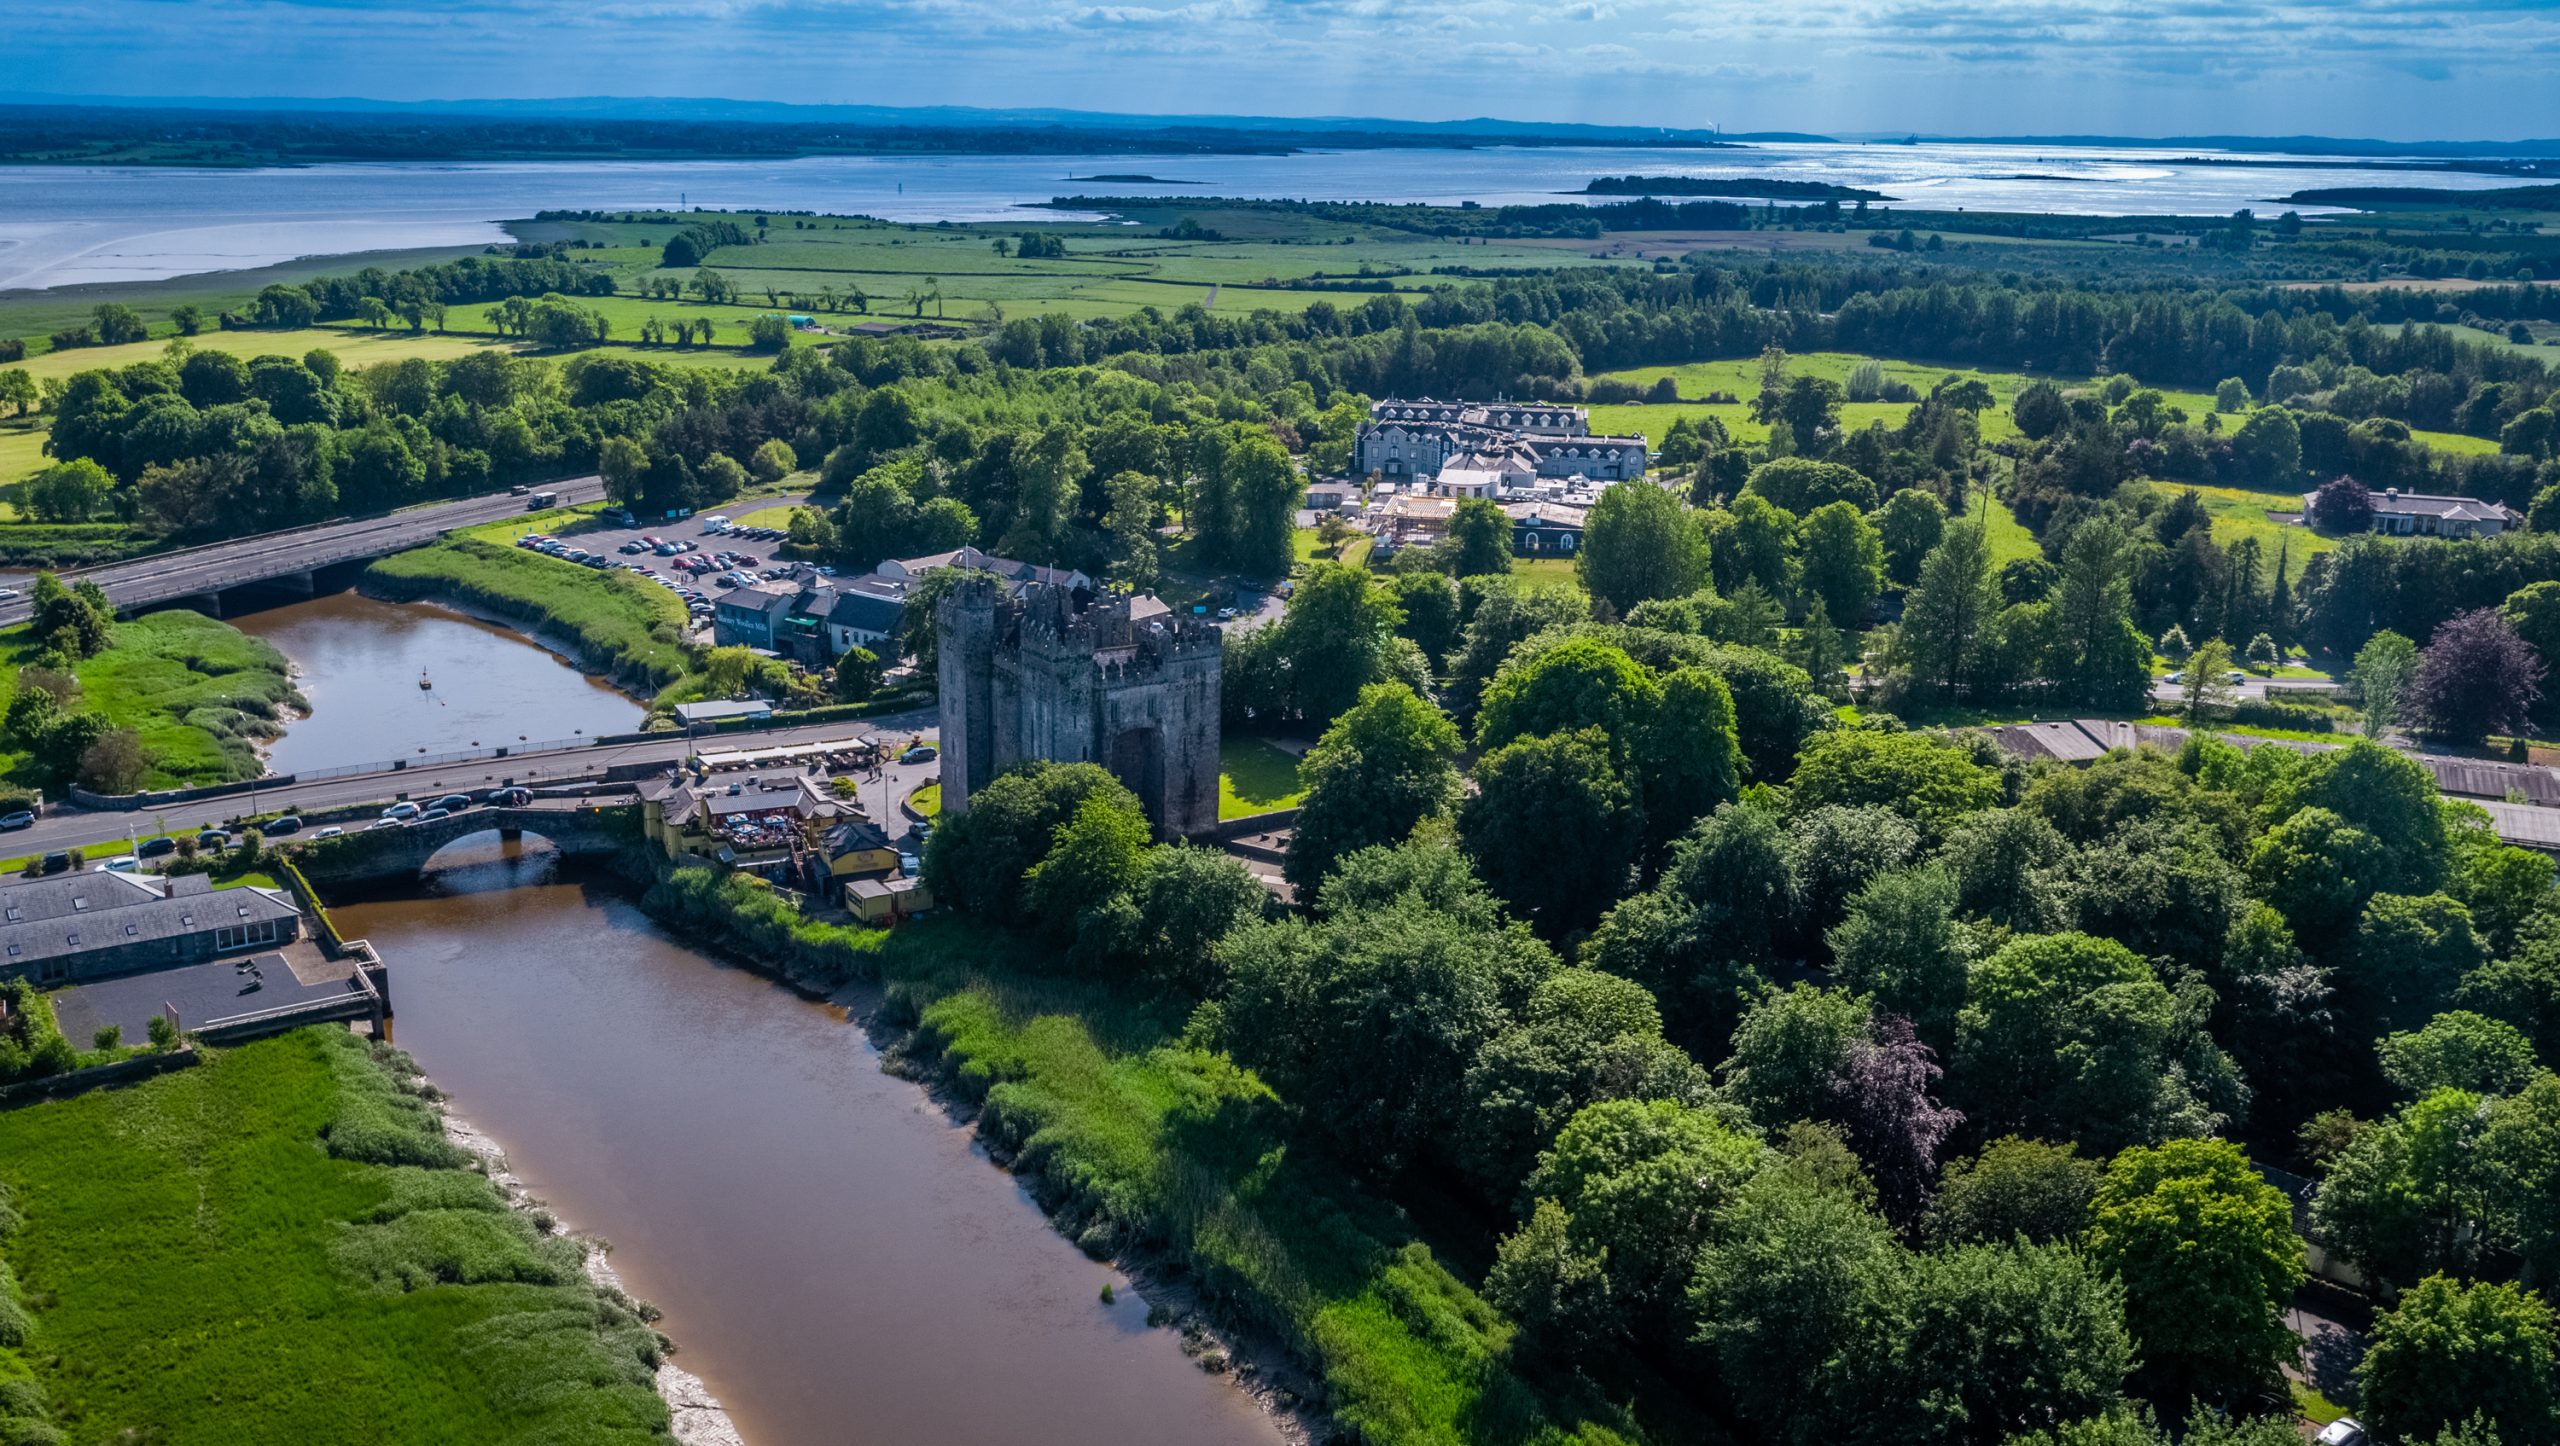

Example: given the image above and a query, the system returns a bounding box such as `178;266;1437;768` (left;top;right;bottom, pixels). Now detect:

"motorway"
0;475;609;625
8;707;940;859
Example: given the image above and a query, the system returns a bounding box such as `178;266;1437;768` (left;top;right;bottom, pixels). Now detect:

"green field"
0;1028;670;1444
1217;736;1305;818
2139;480;2340;559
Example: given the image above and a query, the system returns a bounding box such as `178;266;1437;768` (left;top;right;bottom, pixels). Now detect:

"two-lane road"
7;709;939;859
0;476;608;625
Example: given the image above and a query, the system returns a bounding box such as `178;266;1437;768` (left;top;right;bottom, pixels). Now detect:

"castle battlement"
936;578;1222;836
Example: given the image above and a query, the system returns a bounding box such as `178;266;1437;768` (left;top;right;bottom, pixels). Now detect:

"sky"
10;0;2559;141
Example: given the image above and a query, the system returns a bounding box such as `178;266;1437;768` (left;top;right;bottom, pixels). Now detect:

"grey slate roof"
0;871;298;967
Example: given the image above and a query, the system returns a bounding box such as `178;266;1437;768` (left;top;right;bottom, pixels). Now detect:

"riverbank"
0;1027;679;1442
361;538;695;696
0;607;300;791
624;862;1636;1446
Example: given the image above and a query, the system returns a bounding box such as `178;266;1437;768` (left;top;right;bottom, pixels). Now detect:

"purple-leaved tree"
1831;1013;1964;1231
2410;607;2544;745
2307;476;2374;534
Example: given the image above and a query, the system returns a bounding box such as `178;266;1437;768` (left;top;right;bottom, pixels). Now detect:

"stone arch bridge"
290;805;640;888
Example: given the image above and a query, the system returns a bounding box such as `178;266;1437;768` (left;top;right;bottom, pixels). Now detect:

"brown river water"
331;844;1281;1446
229;591;645;775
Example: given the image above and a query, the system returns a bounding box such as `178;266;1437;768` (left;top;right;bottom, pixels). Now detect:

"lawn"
0;1028;670;1444
1217;736;1306;819
2138;481;2341;560
0;424;46;488
1510;556;1587;599
1975;493;2043;567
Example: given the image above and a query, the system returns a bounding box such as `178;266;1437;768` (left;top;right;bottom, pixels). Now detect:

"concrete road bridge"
0;476;607;624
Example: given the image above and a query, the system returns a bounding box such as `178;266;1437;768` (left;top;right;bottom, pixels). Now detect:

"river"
329;846;1281;1446
3;141;2545;289
228;590;645;776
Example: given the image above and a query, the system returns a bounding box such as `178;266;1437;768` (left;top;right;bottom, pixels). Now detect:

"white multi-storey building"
1352;398;1647;484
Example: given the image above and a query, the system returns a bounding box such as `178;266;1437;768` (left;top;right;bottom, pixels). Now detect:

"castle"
936;580;1224;837
1351;398;1648;485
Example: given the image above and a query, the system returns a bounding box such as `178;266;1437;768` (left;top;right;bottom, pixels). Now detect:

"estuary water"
228;591;644;776
2;141;2543;289
332;850;1282;1446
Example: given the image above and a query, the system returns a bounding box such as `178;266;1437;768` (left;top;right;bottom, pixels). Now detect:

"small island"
1579;174;1896;201
1067;173;1201;184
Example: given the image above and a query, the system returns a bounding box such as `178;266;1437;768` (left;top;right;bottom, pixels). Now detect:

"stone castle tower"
937;580;1223;837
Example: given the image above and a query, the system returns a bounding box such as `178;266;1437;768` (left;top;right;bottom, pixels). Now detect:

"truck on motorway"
528;491;558;510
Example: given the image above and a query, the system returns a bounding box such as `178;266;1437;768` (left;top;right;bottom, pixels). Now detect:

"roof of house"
672;699;774;725
823;819;893;859
1502;501;1590;528
879;546;1088;592
0;871;298;967
2318;489;2519;523
826;587;905;634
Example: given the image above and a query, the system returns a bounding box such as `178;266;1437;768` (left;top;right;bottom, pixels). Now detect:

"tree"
2311;1088;2494;1287
1829;866;1968;1048
1902;1240;2134;1445
1024;791;1153;942
922;762;1140;922
1796;501;1885;625
2480;1072;2560;1282
1875;489;1948;587
1459;729;1636;937
1954;932;2228;1149
1383;571;1459;669
1218;858;1553;1170
1476;636;1660;757
2087;1138;2305;1406
1577;483;1706;616
749;438;798;483
2358;1276;2560;1446
1788;728;2003;832
1446;497;1513;577
1898;518;1997;697
1103;843;1267;992
75;727;151;794
2354;629;2420;739
2244;632;2281;672
830;645;879;703
2309;476;2376;533
2183;638;2237;721
27;573;111;661
1832;1014;1964;1230
2354;893;2489;1038
1282;683;1463;897
2216;377;2253;412
1518;1097;1762;1323
1745;457;1877;515
2379;1012;2540;1098
2410;609;2544;745
1686;1168;1907;1444
1721;984;1870;1131
1275;562;1402;726
21;458;110;524
2013;380;2069;440
1484;1200;1613;1366
1457;967;1710;1205
1223;431;1301;580
1926;1137;2102;1246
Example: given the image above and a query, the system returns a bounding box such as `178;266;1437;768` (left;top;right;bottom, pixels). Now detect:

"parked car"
196;830;231;851
619;541;647;554
381;801;421;822
901;745;938;764
2162;671;2184;685
95;855;140;874
38;851;72;874
430;794;472;813
2313;1421;2366;1446
265;815;302;835
312;826;344;840
137;835;176;858
0;810;32;832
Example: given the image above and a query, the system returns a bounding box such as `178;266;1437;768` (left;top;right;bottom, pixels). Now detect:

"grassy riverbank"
0;1027;672;1444
631;864;1635;1446
0;608;299;790
363;538;693;694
